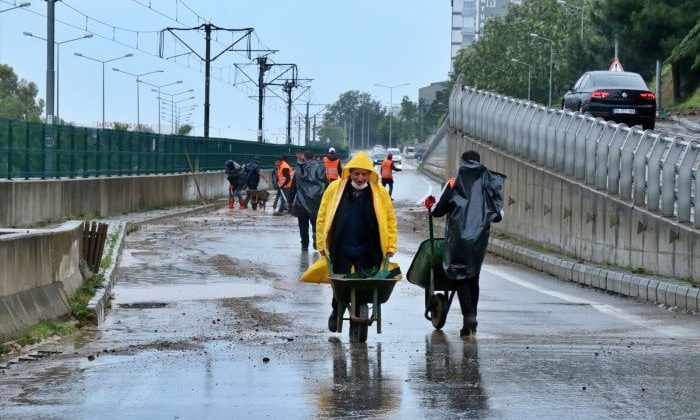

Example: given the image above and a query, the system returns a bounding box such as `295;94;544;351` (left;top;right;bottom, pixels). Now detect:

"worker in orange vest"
380;153;402;197
274;155;295;216
322;147;342;182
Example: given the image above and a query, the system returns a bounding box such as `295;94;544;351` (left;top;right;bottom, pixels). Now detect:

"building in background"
450;0;521;74
419;81;449;107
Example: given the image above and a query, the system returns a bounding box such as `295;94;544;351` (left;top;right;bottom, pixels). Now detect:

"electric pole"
160;24;257;138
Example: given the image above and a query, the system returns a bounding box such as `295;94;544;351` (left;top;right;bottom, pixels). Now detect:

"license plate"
613;108;636;114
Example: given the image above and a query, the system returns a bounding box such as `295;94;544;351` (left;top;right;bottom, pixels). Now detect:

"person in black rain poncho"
424;150;505;337
291;150;328;251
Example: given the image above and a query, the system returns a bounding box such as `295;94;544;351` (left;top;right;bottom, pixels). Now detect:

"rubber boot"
460;316;477;337
239;197;246;209
228;196;234;209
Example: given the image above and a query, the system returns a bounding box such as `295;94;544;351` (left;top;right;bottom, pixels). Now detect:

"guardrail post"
619;129;643;200
660;138;684;217
677;143;699;223
585;119;604;185
645;134;669;212
538;109;553;166
554;111;571;171
632;131;653;205
564;115;582;176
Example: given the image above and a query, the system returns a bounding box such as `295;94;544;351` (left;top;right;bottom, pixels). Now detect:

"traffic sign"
609;58;624;72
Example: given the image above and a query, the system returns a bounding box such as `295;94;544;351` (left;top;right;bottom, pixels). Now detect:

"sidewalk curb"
670;115;700;133
487;237;698;314
87;201;226;324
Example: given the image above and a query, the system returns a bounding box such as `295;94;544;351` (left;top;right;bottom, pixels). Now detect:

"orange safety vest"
277;161;294;189
381;159;394;179
323;156;340;181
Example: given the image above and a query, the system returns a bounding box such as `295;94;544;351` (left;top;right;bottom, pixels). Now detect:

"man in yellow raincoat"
300;151;398;332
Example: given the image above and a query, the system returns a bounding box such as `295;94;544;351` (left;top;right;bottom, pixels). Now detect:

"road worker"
291;150;328;251
300;151;398;332
273;155;295;216
322;147;342;182
424;150;506;336
380;153;401;197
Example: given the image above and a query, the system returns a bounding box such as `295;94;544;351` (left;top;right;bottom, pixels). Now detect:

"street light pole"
156;89;194;133
74;52;133;128
511;58;532;101
141;80;183;134
374;82;408;148
112;68;163;128
530;33;554;107
557;0;584;40
23;32;92;122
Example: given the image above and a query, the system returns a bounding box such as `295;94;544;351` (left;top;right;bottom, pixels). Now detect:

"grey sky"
0;0;450;141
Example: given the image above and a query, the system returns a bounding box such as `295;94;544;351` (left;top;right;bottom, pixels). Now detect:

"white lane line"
484;266;696;338
415;177;434;205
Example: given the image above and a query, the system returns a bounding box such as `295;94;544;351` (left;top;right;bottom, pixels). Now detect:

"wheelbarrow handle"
428;208;436;296
325;256;334;275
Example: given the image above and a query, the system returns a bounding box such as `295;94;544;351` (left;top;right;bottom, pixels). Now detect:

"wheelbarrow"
406;211;457;330
328;258;400;343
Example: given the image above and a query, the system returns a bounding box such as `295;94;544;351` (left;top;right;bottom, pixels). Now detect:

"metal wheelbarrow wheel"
349;304;369;343
426;292;448;330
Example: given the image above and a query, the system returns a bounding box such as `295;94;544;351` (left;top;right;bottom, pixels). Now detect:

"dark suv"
562;70;656;130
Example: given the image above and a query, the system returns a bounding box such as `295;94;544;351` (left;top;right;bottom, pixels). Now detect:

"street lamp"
155;89;194;133
530;33;554;107
23;32;92;122
112;68;163;129
141;80;182;133
374;82;409;148
0;2;30;13
74;52;133;128
511;58;533;101
557;0;585;40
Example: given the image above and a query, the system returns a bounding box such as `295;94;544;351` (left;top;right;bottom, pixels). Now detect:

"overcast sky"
0;0;450;141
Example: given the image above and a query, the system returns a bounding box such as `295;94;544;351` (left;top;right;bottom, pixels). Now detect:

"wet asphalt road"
1;163;698;419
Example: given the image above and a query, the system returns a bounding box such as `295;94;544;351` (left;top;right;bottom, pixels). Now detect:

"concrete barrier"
0;222;83;339
0;171;231;227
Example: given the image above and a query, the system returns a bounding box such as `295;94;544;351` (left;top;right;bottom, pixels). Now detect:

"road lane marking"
484;266;696;338
414;177;434;205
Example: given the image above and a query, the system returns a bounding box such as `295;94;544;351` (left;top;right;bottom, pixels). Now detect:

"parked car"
562;70;656;130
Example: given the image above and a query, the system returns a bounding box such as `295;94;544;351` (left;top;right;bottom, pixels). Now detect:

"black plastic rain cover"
444;164;506;281
292;161;328;215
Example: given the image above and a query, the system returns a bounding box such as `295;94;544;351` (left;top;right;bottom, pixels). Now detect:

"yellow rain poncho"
300;152;398;283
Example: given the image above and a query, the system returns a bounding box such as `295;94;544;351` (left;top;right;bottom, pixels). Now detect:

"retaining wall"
449;130;700;280
0;172;230;227
0;222;83;339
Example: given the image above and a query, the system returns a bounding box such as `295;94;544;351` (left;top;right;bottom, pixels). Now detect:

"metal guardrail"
0;117;335;180
449;83;700;228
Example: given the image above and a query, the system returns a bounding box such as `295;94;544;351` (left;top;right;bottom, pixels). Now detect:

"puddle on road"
113;281;274;304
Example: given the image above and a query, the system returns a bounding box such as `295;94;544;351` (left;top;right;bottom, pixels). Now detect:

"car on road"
372;152;385;166
387;147;402;168
562;70;656;130
404;146;416;158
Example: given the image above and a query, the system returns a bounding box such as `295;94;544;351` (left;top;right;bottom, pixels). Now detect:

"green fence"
0;118;338;179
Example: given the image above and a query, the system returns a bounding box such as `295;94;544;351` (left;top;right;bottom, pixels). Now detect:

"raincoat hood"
340;152;378;184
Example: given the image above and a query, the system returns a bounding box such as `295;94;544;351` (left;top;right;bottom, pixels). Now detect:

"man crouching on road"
300;151;398;332
424;150;506;337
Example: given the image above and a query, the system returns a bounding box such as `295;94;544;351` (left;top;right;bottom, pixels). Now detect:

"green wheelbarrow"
406;212;458;330
328;258;401;343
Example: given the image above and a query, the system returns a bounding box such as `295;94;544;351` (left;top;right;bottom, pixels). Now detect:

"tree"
0;64;44;122
113;122;129;131
178;124;193;135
